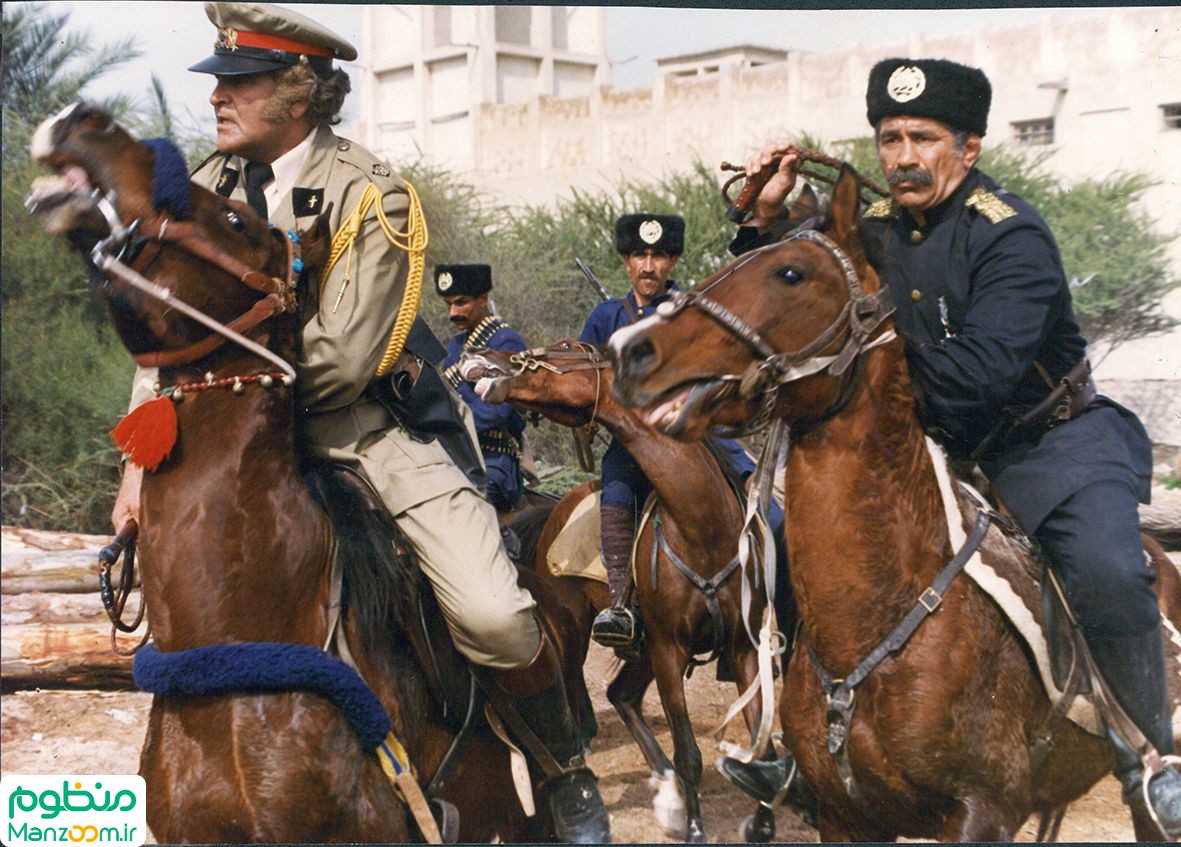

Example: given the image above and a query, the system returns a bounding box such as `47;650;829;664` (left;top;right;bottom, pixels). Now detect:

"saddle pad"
546;489;608;584
927;436;1181;738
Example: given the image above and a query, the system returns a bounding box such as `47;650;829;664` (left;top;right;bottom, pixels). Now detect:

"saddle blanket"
546;488;608;584
929;436;1181;737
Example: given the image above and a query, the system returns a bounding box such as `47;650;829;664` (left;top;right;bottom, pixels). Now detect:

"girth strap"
808;509;992;810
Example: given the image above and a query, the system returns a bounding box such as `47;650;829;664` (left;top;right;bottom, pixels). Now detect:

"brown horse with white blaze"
608;165;1181;841
460;340;792;842
27;102;589;843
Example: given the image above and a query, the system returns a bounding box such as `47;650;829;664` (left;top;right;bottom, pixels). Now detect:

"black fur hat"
434;264;492;298
615;214;684;256
866;58;992;136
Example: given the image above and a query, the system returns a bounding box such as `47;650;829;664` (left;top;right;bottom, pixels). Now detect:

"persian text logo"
1;775;146;847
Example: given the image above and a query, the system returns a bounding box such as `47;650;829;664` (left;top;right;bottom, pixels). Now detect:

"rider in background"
436;264;529;514
579;214;783;658
110;4;608;840
719;57;1181;835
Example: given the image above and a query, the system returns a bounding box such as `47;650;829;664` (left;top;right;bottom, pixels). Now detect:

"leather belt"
971;357;1097;460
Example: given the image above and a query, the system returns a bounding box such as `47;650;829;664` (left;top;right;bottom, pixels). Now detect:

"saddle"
940;450;1181;768
312;464;596;837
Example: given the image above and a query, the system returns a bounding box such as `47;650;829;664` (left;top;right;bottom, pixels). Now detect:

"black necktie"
244;161;274;220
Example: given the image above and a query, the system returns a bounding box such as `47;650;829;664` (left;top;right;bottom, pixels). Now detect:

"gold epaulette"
864;197;899;219
965;187;1017;223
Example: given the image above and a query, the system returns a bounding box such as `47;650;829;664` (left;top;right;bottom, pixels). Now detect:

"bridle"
649;227;898;436
502;341;610;422
87;188;301;382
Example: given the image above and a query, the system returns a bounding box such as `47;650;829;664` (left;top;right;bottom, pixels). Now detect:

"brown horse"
461;339;789;842
28;102;589;843
608;165;1181;840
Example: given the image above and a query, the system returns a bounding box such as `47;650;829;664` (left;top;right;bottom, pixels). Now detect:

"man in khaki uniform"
110;4;608;841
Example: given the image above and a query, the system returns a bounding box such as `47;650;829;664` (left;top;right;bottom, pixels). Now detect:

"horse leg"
606;649;683;833
940;795;1017;842
816;803;894;843
651;644;706;842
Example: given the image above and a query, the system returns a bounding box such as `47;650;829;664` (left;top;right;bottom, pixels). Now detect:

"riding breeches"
1034;479;1160;638
600;437;652;515
303;396;540;669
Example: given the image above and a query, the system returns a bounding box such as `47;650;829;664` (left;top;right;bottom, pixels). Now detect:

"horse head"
459;338;608;428
27;102;331;365
610;166;896;440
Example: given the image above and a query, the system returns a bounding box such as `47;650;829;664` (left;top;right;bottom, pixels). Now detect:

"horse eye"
777;267;806;285
223;209;246;232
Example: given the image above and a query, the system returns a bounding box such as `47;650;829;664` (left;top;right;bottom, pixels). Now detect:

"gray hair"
263;63;351;127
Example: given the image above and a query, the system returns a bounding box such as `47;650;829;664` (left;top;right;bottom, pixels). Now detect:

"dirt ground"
0;640;1137;844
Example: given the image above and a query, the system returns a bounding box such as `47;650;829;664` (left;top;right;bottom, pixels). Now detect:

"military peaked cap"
435;264;493;298
615;213;684;256
866;58;992;136
189;2;357;78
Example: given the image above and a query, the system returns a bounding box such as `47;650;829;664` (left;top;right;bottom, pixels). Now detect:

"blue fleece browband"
133;641;393;750
141;137;192;220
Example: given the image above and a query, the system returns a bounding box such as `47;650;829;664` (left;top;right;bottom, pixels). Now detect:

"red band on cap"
232;30;334;59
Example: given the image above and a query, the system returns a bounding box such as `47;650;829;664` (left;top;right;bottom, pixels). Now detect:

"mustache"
450;315;466;323
888;166;933;187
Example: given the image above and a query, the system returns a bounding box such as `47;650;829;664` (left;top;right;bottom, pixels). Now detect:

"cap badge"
372;164;390;177
638;219;663;245
216;27;239;52
887;66;926;103
438;272;453;292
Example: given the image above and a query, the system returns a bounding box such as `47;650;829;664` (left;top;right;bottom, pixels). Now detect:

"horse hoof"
650;770;686;835
686;820;707;843
743;809;776;843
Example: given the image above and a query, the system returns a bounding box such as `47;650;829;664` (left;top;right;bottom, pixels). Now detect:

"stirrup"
590;606;638;648
1140;753;1181;840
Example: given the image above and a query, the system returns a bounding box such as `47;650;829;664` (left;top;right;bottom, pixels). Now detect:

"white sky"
42;2;1122;136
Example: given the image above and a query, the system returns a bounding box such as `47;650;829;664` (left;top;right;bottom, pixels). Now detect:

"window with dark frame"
1163;103;1181;130
1012;118;1055;146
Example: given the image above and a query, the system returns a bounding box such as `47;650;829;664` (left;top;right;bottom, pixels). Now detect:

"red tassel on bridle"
110;396;178;471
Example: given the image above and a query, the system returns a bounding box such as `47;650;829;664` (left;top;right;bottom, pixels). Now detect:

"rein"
90;202;300;383
652;228;897;438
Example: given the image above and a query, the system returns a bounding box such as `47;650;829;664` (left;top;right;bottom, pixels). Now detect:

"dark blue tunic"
443;320;528;512
579;285;758;511
733;168;1157;636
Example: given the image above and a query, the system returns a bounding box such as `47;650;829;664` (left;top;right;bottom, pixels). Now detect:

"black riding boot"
1089;628;1181;838
483;632;611;844
590;504;640;652
716;753;817;824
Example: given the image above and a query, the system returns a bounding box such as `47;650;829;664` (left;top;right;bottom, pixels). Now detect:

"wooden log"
1;525;138;594
1143;487;1181;551
2;591;118;626
1;622;136;689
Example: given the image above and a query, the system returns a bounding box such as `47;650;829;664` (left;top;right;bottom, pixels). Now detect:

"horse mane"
504;501;557;566
702;436;749;510
303;465;421;658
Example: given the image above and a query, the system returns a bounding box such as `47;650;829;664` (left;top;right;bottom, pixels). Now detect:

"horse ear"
298;203;334;270
789;183;820;226
829;164;864;256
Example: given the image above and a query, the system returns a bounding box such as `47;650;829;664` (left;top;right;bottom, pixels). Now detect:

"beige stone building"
356;6;1181;447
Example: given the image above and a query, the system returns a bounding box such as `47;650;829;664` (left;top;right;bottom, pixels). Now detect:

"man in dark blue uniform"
580;214;771;652
718;58;1181;834
436;264;528;513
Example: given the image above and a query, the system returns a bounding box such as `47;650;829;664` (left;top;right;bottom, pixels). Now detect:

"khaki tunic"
132;126;537;668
